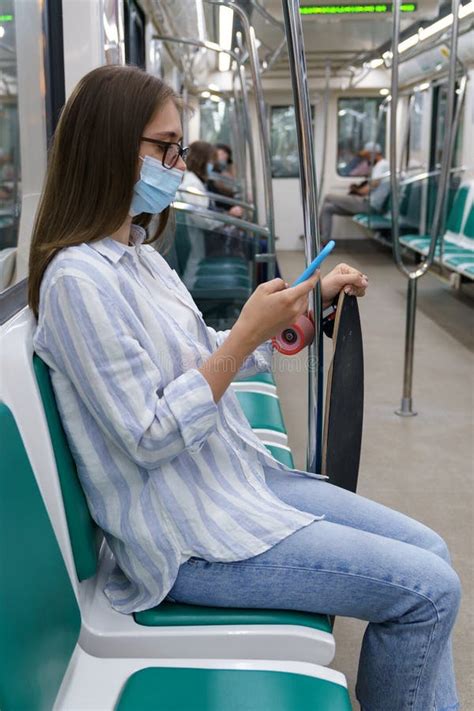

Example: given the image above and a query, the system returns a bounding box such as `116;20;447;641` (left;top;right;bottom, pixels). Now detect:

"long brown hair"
185;140;215;182
28;65;180;317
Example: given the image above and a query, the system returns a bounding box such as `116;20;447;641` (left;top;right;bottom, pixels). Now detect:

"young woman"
29;65;460;711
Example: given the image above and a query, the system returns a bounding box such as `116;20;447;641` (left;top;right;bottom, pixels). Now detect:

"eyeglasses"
141;137;189;169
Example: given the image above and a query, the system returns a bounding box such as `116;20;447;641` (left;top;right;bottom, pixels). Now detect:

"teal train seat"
0;399;353;710
167;216;254;328
28;343;334;665
353;180;423;236
400;182;474;280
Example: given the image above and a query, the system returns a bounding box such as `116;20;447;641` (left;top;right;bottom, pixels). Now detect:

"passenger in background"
179;140;243;217
178;140;250;264
180;140;279;279
208;143;239;211
28;66;460;711
320;142;390;241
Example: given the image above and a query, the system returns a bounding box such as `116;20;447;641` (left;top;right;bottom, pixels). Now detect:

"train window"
199;97;232;145
271;105;315;178
430;84;463;170
0;5;21;292
337;97;386;177
406;90;430;172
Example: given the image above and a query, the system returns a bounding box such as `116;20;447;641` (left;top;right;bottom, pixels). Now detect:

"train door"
270;104;315;250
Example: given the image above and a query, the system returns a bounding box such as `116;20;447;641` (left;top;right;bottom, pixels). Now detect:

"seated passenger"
320;142;390;241
180;140;243;218
29;66;460;711
208;142;240;211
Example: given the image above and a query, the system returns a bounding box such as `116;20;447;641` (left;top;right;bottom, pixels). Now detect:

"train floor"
275;242;473;709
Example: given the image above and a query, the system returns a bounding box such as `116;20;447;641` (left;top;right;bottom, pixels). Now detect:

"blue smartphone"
292;240;335;286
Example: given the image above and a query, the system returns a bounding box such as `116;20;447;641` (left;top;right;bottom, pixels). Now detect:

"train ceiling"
249;0;442;77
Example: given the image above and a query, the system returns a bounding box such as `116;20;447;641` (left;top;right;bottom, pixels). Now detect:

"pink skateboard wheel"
272;314;315;355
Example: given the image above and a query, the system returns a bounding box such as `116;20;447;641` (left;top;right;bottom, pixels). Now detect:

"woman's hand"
233;274;320;352
321;263;368;309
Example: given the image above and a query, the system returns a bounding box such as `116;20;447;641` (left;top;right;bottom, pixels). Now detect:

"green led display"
0;14;13;21
300;3;416;14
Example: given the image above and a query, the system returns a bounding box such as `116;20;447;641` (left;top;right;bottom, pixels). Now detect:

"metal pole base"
395;398;418;417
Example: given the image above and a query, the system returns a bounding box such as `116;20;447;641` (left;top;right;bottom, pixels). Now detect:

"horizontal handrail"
177;187;255;212
398;165;468;187
172;200;271;238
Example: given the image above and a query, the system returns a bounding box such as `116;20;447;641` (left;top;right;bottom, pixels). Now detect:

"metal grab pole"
317;61;331;214
281;0;322;474
400;278;417;414
235;35;259;220
181;83;189;147
439;74;467;270
204;0;276;278
151;33;255;205
390;0;461;416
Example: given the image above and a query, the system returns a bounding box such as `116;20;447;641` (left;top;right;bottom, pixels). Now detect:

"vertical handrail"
439;74;467;270
390;0;461;416
181;82;190;147
317;61;331;213
151;34;252;203
235;35;259;221
228;95;247;202
204;0;276;278
281;0;323;474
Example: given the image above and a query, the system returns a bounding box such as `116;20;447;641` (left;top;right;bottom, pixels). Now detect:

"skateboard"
321;291;364;493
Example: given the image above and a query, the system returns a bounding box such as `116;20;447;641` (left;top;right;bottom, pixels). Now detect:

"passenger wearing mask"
208;143;239;209
179;141;243;218
320;142;390;241
29;67;460;711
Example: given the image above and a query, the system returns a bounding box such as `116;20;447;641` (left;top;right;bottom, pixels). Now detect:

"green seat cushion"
191;286;251;301
116;667;352;710
197;266;249;277
353;214;391;230
0;404;81;711
235;391;286;433
198;260;249;272
443;252;474;278
134;603;332;633
193;275;250;289
265;444;295;468
33;355;98;581
446;185;469;234
203;256;248;265
461;204;474;241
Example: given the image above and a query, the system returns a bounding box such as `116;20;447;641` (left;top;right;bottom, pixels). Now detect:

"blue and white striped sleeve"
206;326;274;378
40;274;218;468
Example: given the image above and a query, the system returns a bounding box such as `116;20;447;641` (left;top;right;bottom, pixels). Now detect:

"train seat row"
173;215;253;295
400;181;474;279
0;308;353;709
0;398;352;710
352;179;421;234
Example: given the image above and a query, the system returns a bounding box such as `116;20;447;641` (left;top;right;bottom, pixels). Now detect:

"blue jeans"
168;470;461;711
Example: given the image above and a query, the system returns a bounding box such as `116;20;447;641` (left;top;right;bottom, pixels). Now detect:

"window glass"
0;4;21;292
337;97;386;176
431;84;463;170
407;90;429;171
199;97;232;145
270;105;314;178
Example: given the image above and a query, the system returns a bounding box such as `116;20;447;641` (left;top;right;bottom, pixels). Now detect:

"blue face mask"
206;162;214;177
129;155;183;217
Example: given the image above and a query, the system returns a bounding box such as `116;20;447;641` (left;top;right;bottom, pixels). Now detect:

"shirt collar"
90;224;147;264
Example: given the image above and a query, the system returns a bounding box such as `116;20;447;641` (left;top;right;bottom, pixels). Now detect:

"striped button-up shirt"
34;226;320;614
